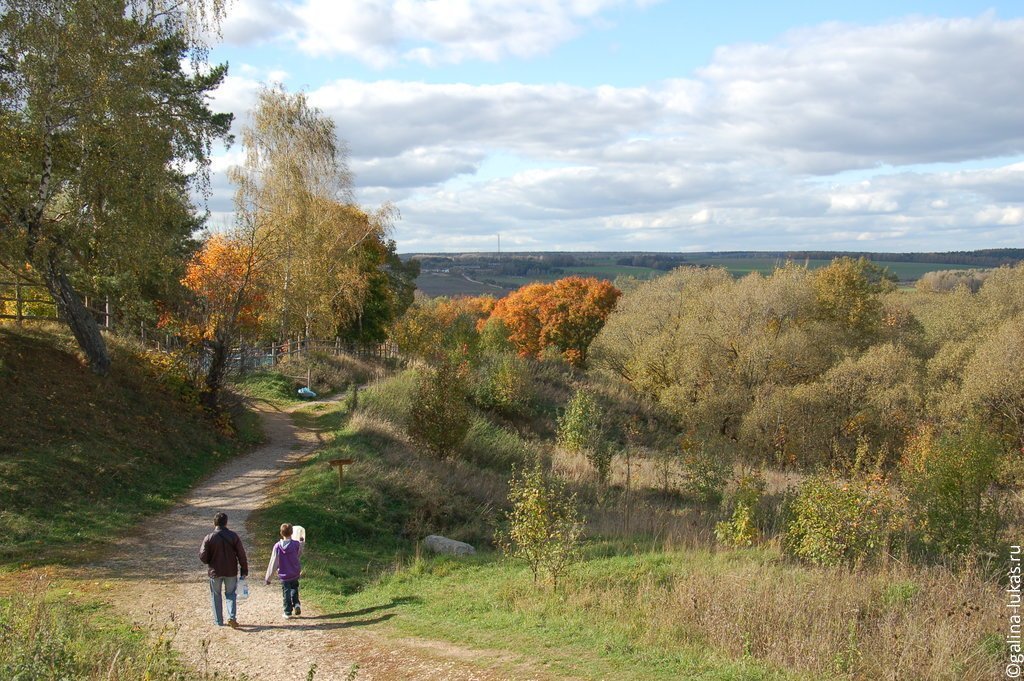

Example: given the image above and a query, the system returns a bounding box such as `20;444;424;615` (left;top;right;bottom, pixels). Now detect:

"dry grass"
545;551;1003;680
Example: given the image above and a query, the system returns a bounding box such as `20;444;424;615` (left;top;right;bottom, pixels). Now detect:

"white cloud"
222;0;652;66
204;14;1024;250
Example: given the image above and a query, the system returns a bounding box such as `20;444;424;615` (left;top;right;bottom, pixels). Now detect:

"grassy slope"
251;375;795;681
253;369;1005;681
0;326;261;565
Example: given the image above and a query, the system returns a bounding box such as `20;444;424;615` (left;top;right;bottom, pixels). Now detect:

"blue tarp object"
297;386;317;399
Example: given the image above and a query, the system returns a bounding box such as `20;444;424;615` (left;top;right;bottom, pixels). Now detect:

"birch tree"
230;86;388;341
0;0;232;373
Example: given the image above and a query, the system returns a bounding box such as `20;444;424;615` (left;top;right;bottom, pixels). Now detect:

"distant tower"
497;233;501;261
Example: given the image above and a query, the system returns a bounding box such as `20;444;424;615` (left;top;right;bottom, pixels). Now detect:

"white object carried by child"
291;525;306;543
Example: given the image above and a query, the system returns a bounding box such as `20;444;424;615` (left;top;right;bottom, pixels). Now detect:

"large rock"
423;535;476;556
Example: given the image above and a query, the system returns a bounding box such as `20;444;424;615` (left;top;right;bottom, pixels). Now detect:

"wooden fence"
0;278;113;329
227;337;400;374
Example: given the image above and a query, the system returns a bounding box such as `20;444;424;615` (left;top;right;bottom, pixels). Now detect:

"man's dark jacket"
199;527;249;578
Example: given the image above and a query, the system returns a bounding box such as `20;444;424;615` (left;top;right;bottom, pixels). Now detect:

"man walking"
199;512;249;628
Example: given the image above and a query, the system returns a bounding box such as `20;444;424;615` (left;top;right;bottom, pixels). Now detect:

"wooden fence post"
104;297;112;331
14;279;22;325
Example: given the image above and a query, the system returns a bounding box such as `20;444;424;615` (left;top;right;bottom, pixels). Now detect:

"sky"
203;1;1024;253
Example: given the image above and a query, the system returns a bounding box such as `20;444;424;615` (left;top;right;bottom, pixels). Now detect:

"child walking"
264;523;303;618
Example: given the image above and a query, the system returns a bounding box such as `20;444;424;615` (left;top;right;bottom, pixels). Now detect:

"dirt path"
84;398;547;681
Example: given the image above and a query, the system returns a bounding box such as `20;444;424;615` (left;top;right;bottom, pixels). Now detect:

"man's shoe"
227;619;239;629
294;605;301;616
283;612;292;619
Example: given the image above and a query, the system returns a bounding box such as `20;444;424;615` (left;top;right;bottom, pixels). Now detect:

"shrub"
408;361;471;458
715;471;767;547
345;382;359;412
679;438;730;505
472;352;532;415
557;388;602;452
557;388;610;483
500;465;584;589
715;503;757;547
783;475;903;567
899;425;1002;556
478;317;514;354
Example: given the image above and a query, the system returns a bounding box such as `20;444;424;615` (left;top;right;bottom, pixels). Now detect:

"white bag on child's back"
238;576;249;600
292;525;306;543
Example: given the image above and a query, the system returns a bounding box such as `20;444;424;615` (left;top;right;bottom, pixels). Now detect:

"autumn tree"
0;0;231;373
489;276;620;367
812;257;894;349
180;231;269;408
391;295;495;362
231;86;392;341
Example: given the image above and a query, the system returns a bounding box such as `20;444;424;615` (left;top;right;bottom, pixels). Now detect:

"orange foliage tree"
178;233;268;407
489;276;620;367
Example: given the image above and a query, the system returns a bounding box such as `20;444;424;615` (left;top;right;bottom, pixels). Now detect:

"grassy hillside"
251;368;1005;680
0;325;261;565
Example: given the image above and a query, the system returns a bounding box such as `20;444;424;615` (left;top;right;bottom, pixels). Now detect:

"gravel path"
86;397;547;681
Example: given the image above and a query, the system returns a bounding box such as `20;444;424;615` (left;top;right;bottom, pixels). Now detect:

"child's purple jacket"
264;538;303;582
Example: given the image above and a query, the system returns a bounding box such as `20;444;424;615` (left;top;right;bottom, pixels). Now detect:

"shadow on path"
238;613;396;633
305;596;421;620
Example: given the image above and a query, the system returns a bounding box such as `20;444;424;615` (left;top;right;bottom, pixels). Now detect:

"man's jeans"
281;579;300;615
209;576;238;625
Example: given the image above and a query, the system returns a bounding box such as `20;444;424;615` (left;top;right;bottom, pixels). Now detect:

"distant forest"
408;249;1024;269
704;248;1024;267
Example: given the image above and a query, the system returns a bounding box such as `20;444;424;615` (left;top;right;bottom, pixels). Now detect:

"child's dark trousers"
281;579;300;615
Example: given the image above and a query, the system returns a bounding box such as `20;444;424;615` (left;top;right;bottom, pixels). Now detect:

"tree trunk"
42;256;111;375
203;335;229;411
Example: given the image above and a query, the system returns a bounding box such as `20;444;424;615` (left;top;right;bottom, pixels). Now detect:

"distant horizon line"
399;247;1024;256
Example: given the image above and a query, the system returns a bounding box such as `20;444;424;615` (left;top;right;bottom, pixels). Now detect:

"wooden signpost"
329;458;354;488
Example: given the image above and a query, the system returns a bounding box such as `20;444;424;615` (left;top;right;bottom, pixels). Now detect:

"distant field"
414;254;985;297
415;271;504;297
685;256;975;280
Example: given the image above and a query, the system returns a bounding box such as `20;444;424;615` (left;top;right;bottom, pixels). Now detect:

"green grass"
232;370;305;405
338;551;799;681
251;369;1006;680
0;580;204;680
0;326;260;566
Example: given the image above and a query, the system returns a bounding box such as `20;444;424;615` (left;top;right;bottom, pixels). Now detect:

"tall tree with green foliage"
231;86;396;341
0;0;232;373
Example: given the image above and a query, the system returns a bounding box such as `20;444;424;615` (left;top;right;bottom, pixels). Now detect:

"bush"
715;471;767;547
478;317;514;355
408;361;472;458
783;475;903;567
556;386;599;450
900;425;1003;556
557;388;612;482
345;382;360;412
679;439;730;505
499;465;584;589
472;352;532;415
